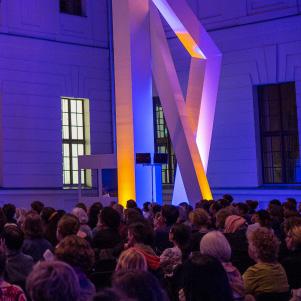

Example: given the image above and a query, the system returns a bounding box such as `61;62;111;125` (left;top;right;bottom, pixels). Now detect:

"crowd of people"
0;195;300;300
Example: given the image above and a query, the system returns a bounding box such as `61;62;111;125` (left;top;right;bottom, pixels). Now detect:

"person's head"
128;222;154;247
181;253;233;301
236;203;249;216
55;235;95;273
75;202;87;213
112;270;168;301
200;231;231;263
189;208;210;229
169;224;190;249
248;227;280;263
161;205;179;227
254;210;272;228
98;207;121;230
124;208;144;226
88;202;103;228
269;199;282;207
286;225;301;251
246;200;259;213
223;194;234;204
283;216;301;235
40;207;56;224
126;200;137;209
115;248;147;272
56;214;80;241
215;207;235;229
23;211;44;239
3;224;24;251
71;207;88;225
27;260;81;301
287;198;297;209
30;201;45;214
3;203;16;221
224;215;246;233
143;202;151;212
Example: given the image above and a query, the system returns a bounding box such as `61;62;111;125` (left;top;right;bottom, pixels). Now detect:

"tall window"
62;98;86;186
258;82;300;184
153;97;176;184
60;0;83;16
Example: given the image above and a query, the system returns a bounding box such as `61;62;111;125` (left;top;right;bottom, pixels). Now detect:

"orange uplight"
175;32;205;59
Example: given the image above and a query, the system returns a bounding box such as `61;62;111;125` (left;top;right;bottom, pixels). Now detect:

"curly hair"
189;208;210;228
248;227;280;262
27;260;80;301
55;235;95;273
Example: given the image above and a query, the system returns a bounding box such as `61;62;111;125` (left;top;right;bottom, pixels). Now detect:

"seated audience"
127;222;160;271
56;213;81;242
3;224;34;290
92;207;122;256
3;204;17;224
88;202;103;230
26;260;81;301
189;208;211;252
282;225;301;297
243;227;289;297
0;246;26;301
116;248;147;272
30;201;44;214
179;253;233;301
160;224;190;277
55;235;96;300
72;207;92;238
200;231;245;300
154;205;179;254
112;270;169;301
22;211;53;262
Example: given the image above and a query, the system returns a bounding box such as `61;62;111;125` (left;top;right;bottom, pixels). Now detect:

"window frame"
62;97;86;187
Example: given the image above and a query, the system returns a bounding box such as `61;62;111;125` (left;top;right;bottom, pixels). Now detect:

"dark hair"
256;210;272;228
219;198;231;208
143;202;151;212
237;203;249;215
57;214;80;239
181;254;233;301
88;202;103;229
55;235;95;273
269;199;282;207
99;207;121;230
126;200;137;209
40;207;56;224
170;223;190;248
3;224;24;250
112;270;168;301
23;211;44;239
128;222;154;246
31;201;45;214
151;204;161;216
223;194;234;203
124;208;144;225
75;202;87;213
161;205;179;226
3;204;16;221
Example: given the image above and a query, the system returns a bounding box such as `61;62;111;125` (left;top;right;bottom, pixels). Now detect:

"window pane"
64;171;70;184
71;113;77;126
78;144;84;156
71;100;77;113
63;144;69;156
78;128;83;140
63;126;69;139
71;127;78;139
73;171;78;184
77;114;83;126
64;157;70;170
72;144;78;157
77;101;83;113
73;158;78;170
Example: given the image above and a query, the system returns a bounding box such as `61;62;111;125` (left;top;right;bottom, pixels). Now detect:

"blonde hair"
290;225;301;248
189;208;210;227
200;231;231;262
116;248;147;272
